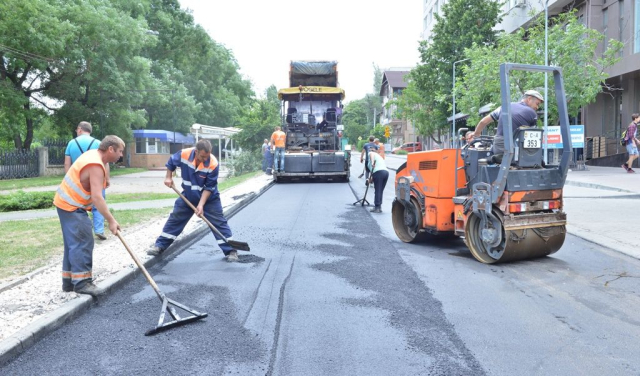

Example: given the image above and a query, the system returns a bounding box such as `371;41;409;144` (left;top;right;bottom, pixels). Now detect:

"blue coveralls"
154;148;235;255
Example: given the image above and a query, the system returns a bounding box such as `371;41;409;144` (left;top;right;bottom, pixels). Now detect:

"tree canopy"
0;0;253;149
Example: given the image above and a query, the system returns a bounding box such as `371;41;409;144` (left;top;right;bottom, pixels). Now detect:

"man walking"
622;113;640;173
466;90;544;155
271;126;286;172
147;140;239;262
54;136;124;296
64;121;109;240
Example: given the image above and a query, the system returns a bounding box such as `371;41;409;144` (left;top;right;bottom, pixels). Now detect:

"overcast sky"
179;0;423;102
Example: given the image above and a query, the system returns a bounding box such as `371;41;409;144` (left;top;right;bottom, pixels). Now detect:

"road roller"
392;63;571;263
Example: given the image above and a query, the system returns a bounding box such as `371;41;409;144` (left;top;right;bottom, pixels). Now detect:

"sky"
179;0;423;102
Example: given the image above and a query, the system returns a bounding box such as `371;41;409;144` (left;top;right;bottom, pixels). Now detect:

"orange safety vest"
377;143;386;159
271;130;286;148
53;149;106;212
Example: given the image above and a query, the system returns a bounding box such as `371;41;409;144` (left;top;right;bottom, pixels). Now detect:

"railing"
0;149;39;180
42;139;68;165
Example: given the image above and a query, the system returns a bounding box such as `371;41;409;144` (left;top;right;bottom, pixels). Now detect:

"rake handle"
115;232;163;301
170;185;228;241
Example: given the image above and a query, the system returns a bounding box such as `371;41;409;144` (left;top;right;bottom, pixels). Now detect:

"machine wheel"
465;210;566;264
392;198;428;243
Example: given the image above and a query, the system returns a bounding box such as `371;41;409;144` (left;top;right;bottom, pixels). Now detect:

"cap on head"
524;90;544;102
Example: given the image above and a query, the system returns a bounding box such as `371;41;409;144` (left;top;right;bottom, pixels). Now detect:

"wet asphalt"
3;161;640;375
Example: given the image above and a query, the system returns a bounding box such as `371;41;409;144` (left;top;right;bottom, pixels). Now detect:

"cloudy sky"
179;0;423;102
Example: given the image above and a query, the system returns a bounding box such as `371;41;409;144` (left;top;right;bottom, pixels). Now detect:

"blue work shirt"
65;134;99;163
490;101;538;136
167;148;220;203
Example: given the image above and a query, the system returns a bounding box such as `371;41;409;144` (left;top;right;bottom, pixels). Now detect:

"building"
498;0;640;163
128;130;194;169
379;68;417;147
422;0;449;41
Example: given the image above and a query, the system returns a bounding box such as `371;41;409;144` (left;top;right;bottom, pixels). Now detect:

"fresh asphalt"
2;156;640;374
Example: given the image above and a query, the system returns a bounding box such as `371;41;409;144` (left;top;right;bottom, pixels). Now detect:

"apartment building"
422;0;449;41
379;69;417;147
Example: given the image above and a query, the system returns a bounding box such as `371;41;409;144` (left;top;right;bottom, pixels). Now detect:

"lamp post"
543;0;549;164
452;58;470;148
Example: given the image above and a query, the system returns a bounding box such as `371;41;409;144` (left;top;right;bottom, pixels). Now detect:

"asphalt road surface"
2;156;640;375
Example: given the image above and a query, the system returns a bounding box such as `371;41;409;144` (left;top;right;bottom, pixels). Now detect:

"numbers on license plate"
523;131;541;149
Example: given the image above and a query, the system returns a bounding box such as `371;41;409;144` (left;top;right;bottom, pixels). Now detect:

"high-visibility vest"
271;131;286;148
378;143;386;159
53;149;106;212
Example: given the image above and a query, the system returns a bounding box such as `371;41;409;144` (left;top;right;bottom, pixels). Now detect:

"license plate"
523;131;541;149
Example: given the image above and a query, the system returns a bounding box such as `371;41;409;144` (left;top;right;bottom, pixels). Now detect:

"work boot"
74;281;105;297
62;283;74;292
226;251;239;262
95;233;107;240
146;245;164;256
370;207;382;213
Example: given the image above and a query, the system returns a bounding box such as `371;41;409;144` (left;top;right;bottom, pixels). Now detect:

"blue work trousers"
274;147;285;172
155;194;234;255
372;170;389;208
57;207;94;289
90;189;105;235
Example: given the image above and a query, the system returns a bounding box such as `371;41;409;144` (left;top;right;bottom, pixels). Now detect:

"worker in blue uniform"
147;139;238;262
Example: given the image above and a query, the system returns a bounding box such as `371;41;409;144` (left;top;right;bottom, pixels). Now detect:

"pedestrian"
147;140;240;262
374;138;386;159
54;135;125;296
622;113;640;173
466;90;544;155
271;126;286;172
367;149;389;213
360;136;379;180
64;121;110;240
261;139;269;172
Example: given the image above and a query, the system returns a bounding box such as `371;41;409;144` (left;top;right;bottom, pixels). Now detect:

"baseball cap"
524;90;544;102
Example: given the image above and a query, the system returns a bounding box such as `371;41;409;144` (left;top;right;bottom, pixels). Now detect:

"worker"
360;136;379;180
147;140;239;262
367;149;388;213
466;90;544;155
64;121;109;240
374;138;386;159
54;135;125;296
271;126;286;172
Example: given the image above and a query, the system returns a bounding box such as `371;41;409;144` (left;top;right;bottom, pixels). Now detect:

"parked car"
392;142;422;154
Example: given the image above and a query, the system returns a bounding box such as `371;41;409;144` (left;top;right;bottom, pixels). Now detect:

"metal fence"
42;139;68;165
0;149;39;180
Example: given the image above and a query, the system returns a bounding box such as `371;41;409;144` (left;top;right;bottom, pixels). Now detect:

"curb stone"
0;179;274;367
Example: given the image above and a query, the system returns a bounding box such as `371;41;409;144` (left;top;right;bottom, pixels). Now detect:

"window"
620;0;625;57
135;138;146;154
635;0;640;53
135;138;170;154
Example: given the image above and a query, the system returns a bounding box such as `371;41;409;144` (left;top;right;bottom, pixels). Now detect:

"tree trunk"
23;101;33;149
13;134;22;150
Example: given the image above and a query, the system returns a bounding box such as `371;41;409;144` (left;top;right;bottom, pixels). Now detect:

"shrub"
395;150;408;155
356;140;367;151
228;150;261;177
0;191;55;212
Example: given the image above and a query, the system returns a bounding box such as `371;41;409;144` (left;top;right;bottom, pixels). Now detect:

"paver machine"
392;63;571;263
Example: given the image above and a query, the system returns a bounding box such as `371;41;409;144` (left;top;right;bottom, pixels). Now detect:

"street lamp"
543;0;549;164
452;58;470;148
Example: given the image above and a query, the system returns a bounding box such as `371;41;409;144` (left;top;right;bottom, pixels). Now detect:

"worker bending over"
147;139;238;262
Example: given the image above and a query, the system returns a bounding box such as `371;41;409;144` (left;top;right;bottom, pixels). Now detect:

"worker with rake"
147;139;239;262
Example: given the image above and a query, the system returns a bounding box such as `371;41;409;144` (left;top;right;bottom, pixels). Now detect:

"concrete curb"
563;180;634;193
0;179;275;366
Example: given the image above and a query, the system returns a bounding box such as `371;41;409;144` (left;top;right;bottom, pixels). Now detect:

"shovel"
171;185;251;252
115;232;207;336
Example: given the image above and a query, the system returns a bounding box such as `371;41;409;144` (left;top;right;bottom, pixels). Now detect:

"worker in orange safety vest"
271;126;286;172
53;135;125;296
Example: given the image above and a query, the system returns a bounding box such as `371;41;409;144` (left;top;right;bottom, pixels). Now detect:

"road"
2;154;639;375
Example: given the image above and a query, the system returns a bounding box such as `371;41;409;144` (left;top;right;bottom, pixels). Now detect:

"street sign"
545;125;584;149
384;126;390;138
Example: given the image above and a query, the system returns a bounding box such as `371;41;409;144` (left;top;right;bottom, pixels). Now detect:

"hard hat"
524;90;544;102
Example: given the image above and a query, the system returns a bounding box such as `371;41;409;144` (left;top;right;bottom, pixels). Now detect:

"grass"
0;167;146;191
0;207;171;281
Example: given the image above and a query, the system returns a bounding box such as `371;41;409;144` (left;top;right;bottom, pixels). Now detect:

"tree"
457;11;623;129
234;85;280;151
398;0;502;142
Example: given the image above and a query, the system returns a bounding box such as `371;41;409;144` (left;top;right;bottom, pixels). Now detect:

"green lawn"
0;168;147;191
0;207;171;281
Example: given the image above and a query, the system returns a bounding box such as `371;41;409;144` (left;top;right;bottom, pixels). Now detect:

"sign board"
545;125;584;149
336;124;344;131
